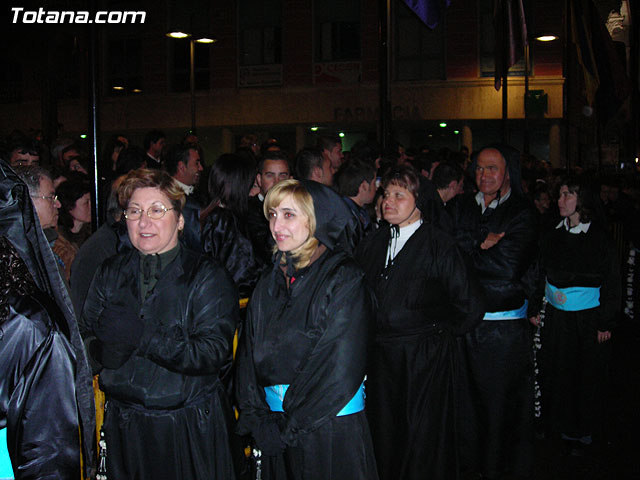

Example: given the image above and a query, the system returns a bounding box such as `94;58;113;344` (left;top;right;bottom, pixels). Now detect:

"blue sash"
483;300;528;320
0;429;13;480
264;382;365;416
545;281;600;311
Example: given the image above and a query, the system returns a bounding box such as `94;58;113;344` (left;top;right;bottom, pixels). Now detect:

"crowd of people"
0;127;638;480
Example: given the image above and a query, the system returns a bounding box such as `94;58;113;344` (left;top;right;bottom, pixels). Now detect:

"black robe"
81;247;241;479
202;207;264;299
235;249;378;480
1;291;82;479
452;192;538;478
535;222;620;439
355;221;485;480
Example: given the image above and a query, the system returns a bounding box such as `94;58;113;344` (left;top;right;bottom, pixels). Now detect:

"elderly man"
15;166;77;281
452;144;537;480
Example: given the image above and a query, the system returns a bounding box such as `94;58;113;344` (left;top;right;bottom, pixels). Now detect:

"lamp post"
166;31;216;134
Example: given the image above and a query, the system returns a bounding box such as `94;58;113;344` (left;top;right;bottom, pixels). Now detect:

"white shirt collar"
475;188;511;213
173;178;194;195
556;218;591;234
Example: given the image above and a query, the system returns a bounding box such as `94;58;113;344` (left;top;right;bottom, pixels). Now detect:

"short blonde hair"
264;179;318;269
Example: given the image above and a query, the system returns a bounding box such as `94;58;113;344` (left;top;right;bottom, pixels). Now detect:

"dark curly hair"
0;236;36;321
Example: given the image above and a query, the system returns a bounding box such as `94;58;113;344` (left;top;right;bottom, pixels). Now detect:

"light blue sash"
483;300;528;320
264;382;365;416
545;281;600;311
0;429;13;480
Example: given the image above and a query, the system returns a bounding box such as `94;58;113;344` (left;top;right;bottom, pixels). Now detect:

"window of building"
315;0;361;62
478;0;529;77
170;40;210;92
239;0;282;66
107;37;142;95
395;0;446;81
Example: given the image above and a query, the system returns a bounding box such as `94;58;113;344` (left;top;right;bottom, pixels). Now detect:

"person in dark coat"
0;159;96;479
235;179;379;480
247;151;291;264
81;168;240;479
202;153;264;299
452;144;538;479
355;165;485;480
531;177;620;455
70;174;131;315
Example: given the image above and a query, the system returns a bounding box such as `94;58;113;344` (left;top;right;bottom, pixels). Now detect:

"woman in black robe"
531;177;620;454
81;169;240;479
355;165;485;480
201;153;264;299
235;179;378;480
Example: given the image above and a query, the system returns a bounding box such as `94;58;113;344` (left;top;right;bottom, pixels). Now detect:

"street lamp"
166;31;216;134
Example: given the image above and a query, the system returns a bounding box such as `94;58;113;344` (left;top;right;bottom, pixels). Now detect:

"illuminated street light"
454;130;460;135
338;132;345;138
166;31;191;39
536;35;558;42
310;126;319;131
166;30;216;133
112;86;124;91
439;122;447;128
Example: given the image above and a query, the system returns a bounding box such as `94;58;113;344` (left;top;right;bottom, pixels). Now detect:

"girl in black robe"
235;179;378;480
531;177;620;454
355;165;485;480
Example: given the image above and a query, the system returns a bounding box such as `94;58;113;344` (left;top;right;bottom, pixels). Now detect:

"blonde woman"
235;179;378;479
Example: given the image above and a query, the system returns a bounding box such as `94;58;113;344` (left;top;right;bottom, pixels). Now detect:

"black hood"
0;159;96;475
469;143;524;197
299;179;359;253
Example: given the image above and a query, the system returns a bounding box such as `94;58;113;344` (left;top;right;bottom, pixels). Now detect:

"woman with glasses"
81;168;241;479
355;165;485;480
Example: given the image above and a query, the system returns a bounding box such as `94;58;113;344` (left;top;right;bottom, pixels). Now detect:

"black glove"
88;338;135;370
93;302;144;349
253;414;286;456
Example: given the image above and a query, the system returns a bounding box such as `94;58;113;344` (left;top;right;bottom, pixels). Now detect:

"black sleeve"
202;211;264;298
5;305;81;480
138;263;239;376
278;269;373;443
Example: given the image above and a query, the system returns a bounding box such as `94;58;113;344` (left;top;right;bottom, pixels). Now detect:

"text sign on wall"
238;64;283;88
314;62;361;84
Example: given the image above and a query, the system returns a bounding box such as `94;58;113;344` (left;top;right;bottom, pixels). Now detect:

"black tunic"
452;192;538;478
536;222;620;439
235;249;378;480
202;207;264;299
81;247;240;479
355;222;485;480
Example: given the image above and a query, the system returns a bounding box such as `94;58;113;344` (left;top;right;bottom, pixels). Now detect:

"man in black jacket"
165;143;204;252
247;151;290;263
453;144;537;480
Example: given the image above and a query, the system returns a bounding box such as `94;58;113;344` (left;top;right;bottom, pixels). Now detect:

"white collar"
258;193;265;202
173;178;194;195
556;218;591;234
475;189;511;213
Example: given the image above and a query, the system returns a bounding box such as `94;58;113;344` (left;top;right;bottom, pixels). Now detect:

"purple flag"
403;0;451;29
